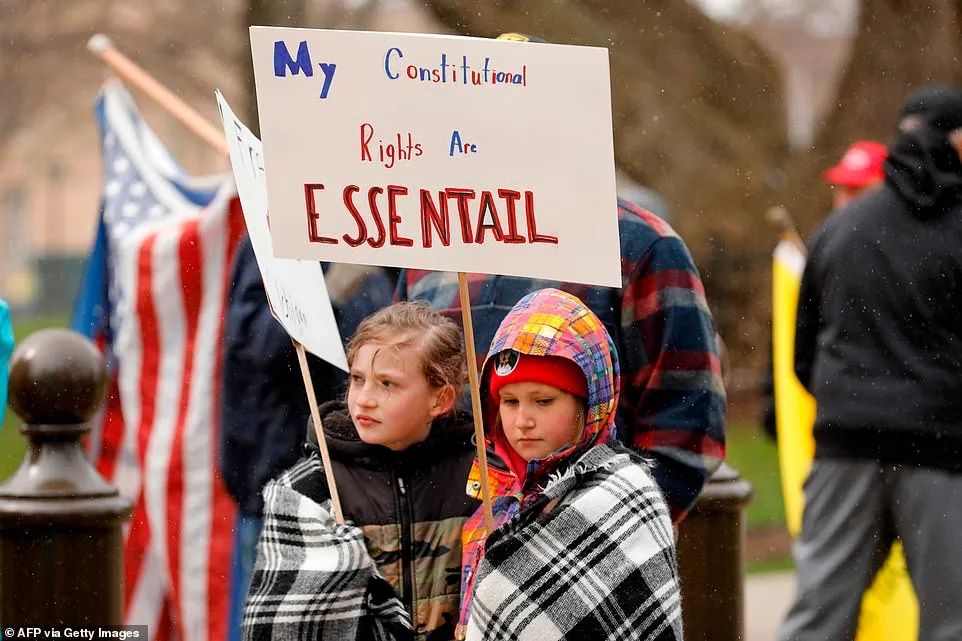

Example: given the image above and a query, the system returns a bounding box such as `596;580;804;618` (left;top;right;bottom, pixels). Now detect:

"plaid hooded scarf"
457;288;683;640
243;454;412;641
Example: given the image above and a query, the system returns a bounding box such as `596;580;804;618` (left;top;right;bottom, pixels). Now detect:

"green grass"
747;555;795;575
0;315;69;482
725;420;794;574
725;420;787;530
9;314;70;343
0;408;27;481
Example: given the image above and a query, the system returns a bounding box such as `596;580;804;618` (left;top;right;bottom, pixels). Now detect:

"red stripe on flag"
167;219;204;641
125;234;162;618
156;599;172;641
206;198;245;641
95;375;126;481
123;495;151;612
136;235;161;486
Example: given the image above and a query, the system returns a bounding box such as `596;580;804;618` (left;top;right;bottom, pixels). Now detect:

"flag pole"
766;205;805;251
87;34;230;157
87;33;346;523
457;272;496;533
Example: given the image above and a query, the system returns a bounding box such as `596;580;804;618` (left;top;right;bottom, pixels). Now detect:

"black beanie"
899;85;962;132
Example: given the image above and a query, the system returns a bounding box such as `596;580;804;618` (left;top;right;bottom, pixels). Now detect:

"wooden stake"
87;35;346;523
295;341;345;524
457;272;496;533
87;34;230;157
766;205;806;250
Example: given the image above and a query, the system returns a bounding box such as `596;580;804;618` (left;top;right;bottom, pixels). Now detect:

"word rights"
251;26;621;287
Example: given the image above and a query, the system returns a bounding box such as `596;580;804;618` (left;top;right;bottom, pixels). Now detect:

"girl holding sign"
456;289;683;641
245;302;479;640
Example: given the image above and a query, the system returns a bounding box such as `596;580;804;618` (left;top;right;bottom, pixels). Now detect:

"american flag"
73;81;244;641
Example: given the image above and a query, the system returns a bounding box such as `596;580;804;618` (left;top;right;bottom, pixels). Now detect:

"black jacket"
219;236;345;515
297;401;480;641
795;127;962;471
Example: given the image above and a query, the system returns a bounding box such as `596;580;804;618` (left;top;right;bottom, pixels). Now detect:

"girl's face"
497;382;584;461
348;339;454;451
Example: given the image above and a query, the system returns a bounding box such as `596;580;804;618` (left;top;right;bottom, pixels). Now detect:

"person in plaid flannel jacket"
396;198;726;521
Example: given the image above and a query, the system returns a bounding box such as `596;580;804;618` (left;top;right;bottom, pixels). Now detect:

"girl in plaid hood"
457;288;683;641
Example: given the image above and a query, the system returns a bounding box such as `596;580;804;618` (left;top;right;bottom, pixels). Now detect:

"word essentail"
304;184;558;249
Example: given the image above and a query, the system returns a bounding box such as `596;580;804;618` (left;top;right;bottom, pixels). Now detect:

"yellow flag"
771;238;918;640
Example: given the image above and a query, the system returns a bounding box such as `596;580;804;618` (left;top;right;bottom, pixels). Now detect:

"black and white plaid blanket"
243;455;412;641
465;444;683;641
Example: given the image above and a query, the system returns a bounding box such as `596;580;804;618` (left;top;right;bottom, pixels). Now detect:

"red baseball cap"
823;141;888;187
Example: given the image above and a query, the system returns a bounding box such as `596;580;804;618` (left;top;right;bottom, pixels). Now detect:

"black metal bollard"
0;329;132;624
677;462;754;641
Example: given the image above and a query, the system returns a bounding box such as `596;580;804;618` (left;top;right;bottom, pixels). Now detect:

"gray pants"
779;459;962;641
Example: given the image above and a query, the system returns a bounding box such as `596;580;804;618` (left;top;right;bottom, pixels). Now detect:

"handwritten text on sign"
215;90;347;371
251;27;620;287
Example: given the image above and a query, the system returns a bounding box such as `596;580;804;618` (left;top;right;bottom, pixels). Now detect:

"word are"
384;48;527;87
449;130;478;156
273;40;337;99
360;123;423;169
303;184;558;248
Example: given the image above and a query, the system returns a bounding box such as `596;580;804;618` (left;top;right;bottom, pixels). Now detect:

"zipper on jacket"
394;470;416;630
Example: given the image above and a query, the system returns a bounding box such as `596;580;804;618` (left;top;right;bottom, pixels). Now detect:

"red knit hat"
488;351;588;402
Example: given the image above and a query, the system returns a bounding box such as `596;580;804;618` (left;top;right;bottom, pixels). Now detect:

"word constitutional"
303;184;558;248
384;49;527;87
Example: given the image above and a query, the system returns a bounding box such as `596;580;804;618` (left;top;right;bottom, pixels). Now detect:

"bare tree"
419;0;787;362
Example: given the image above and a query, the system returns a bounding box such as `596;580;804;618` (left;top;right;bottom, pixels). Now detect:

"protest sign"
216;90;348;371
250;27;620;287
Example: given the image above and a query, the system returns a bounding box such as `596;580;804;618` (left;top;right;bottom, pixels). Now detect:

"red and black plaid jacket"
396;199;726;521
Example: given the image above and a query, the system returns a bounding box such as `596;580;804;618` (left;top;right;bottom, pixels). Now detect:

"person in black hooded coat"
780;86;962;641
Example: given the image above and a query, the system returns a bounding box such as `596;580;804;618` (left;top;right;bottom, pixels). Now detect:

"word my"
273;40;337;99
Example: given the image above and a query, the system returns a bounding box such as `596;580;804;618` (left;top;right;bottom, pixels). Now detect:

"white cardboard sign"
250;27;621;287
216;90;348;371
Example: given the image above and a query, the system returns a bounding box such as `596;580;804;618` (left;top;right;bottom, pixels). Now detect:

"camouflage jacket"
298;401;480;640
